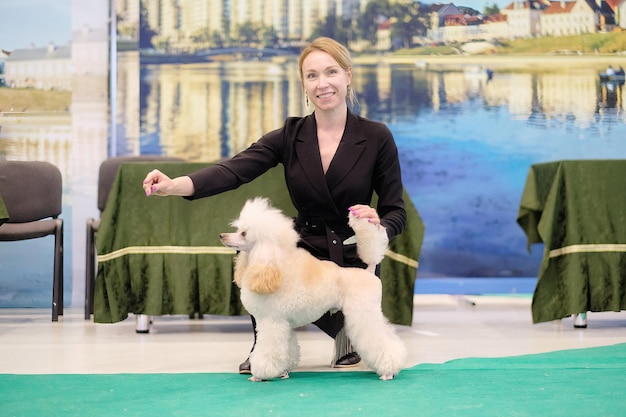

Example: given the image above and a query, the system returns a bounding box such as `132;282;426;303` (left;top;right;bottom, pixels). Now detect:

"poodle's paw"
347;211;389;267
248;371;289;382
379;374;395;381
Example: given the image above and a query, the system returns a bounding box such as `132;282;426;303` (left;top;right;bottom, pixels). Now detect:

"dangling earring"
305;93;309;107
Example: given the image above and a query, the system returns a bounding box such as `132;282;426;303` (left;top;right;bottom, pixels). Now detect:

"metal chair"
85;155;185;319
0;161;64;321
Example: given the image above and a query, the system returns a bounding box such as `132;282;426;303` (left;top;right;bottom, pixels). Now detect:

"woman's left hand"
348;205;380;225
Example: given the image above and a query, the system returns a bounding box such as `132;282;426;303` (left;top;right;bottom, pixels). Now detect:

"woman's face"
301;50;351;112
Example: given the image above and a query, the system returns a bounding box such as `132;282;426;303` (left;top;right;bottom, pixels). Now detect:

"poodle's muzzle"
219;232;247;251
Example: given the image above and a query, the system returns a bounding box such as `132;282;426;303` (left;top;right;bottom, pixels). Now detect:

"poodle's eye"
241;231;247;237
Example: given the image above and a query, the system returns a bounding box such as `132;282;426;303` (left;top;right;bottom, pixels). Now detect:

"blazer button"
332;239;337;244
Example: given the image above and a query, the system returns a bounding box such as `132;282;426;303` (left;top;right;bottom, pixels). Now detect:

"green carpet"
2;343;625;417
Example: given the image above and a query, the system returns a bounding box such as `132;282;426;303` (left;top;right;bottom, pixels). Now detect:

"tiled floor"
1;295;625;375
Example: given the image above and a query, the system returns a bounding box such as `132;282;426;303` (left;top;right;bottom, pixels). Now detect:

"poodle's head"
220;197;299;253
220;198;299;294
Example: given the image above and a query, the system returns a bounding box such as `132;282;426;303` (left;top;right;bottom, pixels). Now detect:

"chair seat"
0;160;64;321
0;219;61;241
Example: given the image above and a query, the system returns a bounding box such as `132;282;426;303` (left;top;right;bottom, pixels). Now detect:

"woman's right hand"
143;169;174;196
143;169;196;197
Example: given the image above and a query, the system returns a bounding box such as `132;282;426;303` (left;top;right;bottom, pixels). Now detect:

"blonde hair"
298;37;358;108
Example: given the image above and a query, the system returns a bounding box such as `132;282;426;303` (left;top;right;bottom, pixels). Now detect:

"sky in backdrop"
0;0;510;52
463;0;508;11
0;0;108;52
0;0;71;51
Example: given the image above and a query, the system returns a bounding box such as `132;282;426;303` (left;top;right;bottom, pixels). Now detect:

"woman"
142;37;406;373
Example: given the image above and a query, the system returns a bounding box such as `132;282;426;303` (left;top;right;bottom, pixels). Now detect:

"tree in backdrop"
358;0;392;46
311;13;351;45
190;28;210;43
236;21;261;46
261;26;279;47
139;1;156;49
116;13;138;41
211;31;225;49
391;1;430;49
483;3;501;15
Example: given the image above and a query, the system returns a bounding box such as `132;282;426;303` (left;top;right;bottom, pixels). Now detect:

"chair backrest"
0;160;62;223
97;155;185;212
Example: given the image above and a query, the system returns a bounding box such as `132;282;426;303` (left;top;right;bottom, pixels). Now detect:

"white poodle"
219;197;407;382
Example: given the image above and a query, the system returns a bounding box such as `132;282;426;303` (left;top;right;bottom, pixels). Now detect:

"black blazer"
187;110;406;265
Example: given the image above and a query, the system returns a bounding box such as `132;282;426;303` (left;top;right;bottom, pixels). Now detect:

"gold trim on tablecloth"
549;244;626;258
97;246;237;262
98;245;419;269
385;249;419;268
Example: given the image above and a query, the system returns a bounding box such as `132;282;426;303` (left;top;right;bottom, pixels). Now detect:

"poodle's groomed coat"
220;197;407;381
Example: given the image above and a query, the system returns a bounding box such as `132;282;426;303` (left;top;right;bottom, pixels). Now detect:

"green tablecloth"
517;160;626;323
0;193;8;226
94;162;425;325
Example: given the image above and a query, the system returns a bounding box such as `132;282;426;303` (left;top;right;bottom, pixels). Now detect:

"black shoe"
239;357;251;374
333;352;362;368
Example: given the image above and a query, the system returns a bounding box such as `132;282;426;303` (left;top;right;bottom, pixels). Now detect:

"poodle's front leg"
249;319;300;381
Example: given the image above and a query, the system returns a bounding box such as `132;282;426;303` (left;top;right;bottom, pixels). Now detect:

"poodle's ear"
233;252;249;288
245;262;282;294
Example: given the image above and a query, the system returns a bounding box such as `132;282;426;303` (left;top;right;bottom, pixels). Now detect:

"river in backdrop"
1;54;625;307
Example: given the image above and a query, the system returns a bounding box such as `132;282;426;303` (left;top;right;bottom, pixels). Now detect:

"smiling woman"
141;36;407;374
301;49;352;173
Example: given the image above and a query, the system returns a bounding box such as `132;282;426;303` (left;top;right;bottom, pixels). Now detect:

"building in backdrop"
4;43;71;90
109;0;626;52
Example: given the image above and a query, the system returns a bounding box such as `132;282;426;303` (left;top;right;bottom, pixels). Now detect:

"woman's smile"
317;91;335;99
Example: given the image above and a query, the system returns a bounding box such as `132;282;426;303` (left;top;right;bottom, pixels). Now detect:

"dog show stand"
93;162;424;326
517;159;626;324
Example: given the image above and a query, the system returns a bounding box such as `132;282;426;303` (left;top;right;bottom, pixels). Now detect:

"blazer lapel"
294;115;336;207
325;112;366;190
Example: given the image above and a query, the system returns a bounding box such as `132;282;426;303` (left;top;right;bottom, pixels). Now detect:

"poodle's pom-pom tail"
348;212;389;267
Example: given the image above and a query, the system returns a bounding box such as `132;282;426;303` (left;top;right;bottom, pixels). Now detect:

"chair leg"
59;219;64;316
136;315;152;333
574;312;587;328
52;219;63;321
85;220;95;320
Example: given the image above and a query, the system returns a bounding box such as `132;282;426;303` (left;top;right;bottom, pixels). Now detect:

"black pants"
248;310;343;351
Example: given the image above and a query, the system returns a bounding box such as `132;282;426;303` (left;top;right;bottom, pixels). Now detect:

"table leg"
136;314;152;333
574;312;587;328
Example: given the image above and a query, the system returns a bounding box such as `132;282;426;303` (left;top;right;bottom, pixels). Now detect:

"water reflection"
2;55;626;307
597;79;624;111
134;60;625;163
138;59;306;160
133;58;625;280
